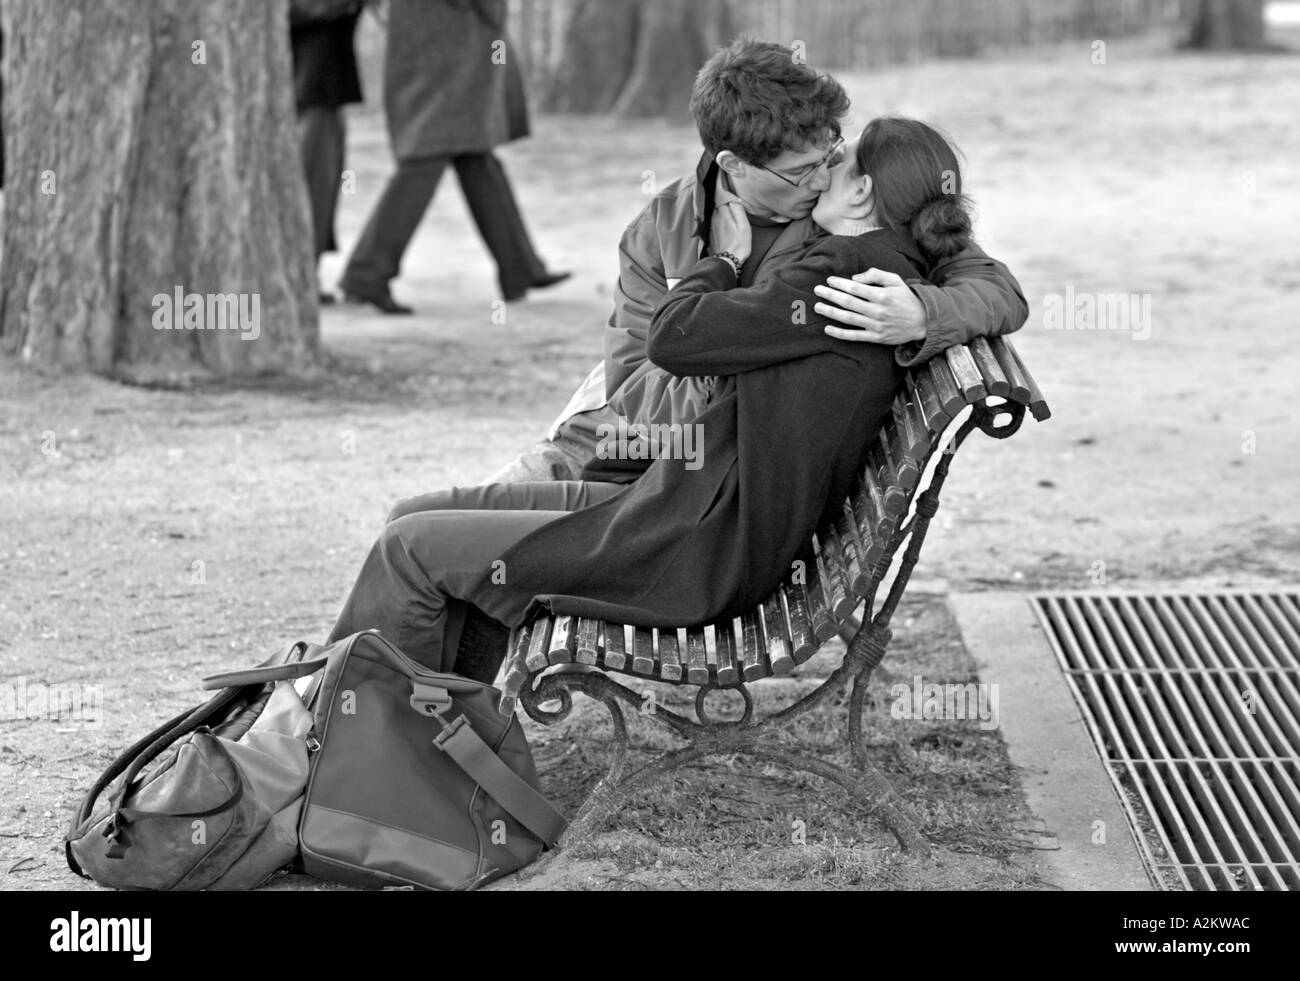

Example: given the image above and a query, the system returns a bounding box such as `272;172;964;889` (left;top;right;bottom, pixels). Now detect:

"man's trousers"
339;153;547;299
327;480;625;681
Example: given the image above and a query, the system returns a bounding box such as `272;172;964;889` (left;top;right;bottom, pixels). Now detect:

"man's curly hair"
689;37;850;166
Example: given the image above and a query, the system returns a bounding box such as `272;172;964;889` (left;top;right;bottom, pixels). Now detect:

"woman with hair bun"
844;117;973;263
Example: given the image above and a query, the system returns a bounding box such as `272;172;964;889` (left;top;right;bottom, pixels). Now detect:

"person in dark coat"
290;2;364;302
338;0;568;313
323;117;975;679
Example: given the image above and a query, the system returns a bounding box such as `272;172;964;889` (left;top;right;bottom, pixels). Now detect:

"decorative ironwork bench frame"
499;335;1051;857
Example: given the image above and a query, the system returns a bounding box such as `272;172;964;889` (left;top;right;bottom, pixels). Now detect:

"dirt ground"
2;33;1297;890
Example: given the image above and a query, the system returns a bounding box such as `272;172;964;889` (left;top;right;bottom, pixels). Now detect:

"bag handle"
118;642;311;795
200;655;329;691
433;715;567;848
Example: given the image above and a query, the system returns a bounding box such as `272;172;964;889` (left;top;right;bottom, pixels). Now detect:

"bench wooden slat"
799;560;837;642
944;344;987;402
712;618;740;686
685;625;710;685
499;622;533;715
525;616;553;672
892;394;930;458
906;371;948;435
863;456;904;533
882;408;914;493
548;614;575;665
780;582;818;663
851;477;888;571
658;629;683;681
602;622;627;671
877;434;912;518
1001;339;1052;421
988;335;1033;406
876;424;919;495
632;627;655;675
864;432;912;516
923;357;967;420
815;532;855;620
833;507;868;596
739;608;769;681
763;593;795;675
575;617;600;665
968;336;1012;397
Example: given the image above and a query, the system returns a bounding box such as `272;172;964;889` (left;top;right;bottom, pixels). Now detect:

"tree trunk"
1184;0;1269;50
538;0;733;119
0;0;319;383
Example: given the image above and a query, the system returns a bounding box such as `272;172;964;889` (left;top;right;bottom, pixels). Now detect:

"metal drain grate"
1032;590;1300;891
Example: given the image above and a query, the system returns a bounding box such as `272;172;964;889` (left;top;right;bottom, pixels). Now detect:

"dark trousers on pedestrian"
327;480;626;681
339;153;547;299
299;105;346;258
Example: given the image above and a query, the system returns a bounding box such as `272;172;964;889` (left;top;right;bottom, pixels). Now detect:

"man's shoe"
342;290;414;315
501;270;572;303
532;270;572;291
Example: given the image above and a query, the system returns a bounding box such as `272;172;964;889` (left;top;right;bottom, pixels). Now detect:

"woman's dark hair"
691;37;849;165
853;117;972;262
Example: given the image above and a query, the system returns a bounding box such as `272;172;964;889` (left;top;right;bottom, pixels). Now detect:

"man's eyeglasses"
758;136;845;188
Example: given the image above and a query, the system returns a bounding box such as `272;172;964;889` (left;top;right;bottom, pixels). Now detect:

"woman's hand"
710;199;752;266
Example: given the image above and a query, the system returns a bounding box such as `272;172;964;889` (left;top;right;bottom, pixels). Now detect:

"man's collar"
694;150;716;187
693;151;718;248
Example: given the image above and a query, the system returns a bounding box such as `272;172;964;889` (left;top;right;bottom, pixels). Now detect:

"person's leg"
452;152;548;299
387;479;626;522
444;599;509;684
298;105;345;259
338;155;448;298
327;506;567;672
480;404;608;485
478;432;596;485
370;480;623;680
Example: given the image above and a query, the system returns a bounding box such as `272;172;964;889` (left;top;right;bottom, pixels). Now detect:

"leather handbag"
65;642;322;890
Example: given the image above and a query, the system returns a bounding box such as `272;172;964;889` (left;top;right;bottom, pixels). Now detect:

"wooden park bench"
498;335;1051;857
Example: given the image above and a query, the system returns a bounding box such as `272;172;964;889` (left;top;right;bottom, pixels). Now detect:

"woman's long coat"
483;230;927;631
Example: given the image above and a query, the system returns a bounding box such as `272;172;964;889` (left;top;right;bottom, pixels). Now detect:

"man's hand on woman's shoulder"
813;268;927;344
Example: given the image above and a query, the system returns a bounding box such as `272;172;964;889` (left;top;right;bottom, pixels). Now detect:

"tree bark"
1184;0;1269;51
0;0;319;382
537;0;733;120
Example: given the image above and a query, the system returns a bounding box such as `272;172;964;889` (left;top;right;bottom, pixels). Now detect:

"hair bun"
910;194;972;261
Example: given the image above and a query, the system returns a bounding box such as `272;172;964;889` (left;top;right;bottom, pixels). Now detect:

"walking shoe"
342;289;414;315
501;269;572;303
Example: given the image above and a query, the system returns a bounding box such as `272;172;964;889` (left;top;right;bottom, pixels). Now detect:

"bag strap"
200;655;329;691
433;715;567;848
